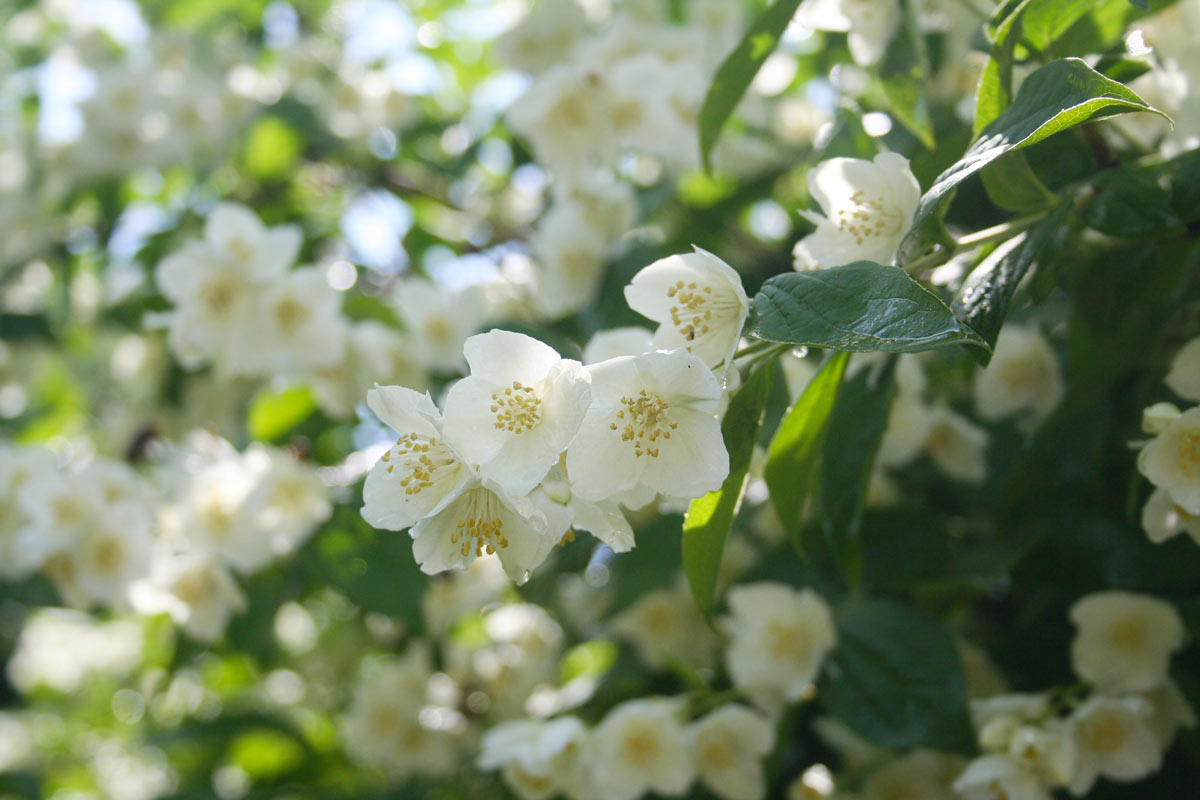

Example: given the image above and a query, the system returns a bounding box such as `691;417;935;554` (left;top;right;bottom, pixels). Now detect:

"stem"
733;338;779;360
955;212;1048;250
740;343;792;373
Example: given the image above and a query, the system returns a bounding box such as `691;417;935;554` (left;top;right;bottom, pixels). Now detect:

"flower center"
452;487;508;558
667;280;718;343
199;278;237;316
274;296;310;333
1082;714;1127;754
699;737;736;769
228;236;255;265
1108;617;1146;653
491;381;544;434
766;619;812;663
611;389;676;458
91;536;126;575
835;190;906;246
620;725;662;768
1177;431;1200;475
380;433;459;496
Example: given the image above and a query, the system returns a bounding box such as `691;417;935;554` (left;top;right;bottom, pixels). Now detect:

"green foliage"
902;58;1166;266
683;361;776;620
878;0;934;149
952;200;1072;354
749;262;988;354
247;384;317;442
813;358;897;586
765;352;850;547
697;0;804;171
818;598;974;752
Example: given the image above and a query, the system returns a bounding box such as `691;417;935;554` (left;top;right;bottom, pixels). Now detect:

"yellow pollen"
1177;432;1200;476
766;620;812;663
834;190;905;246
385;433;457;496
615;389;675;458
491;381;544;433
454;488;508;558
665;279;729;345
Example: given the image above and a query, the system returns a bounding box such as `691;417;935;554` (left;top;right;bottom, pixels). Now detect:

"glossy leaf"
698;0;804;171
1083;167;1184;238
683;362;776;619
818;598;974;752
817;358;897;587
748;262;989;354
953;200;1071;353
764;351;850;546
900;58;1166;265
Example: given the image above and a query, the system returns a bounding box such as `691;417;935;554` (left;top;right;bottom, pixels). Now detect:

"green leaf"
698;0;804;171
818;598;974;752
900;58;1167;266
764;351;850;545
1020;0;1117;51
299;503;425;625
817;358;897;587
952;200;1071;353
1163;149;1200;224
683;362;776;619
981;152;1057;212
878;0;934;149
247;385;317;442
748;263;989;354
243;116;303;180
1083;166;1184;238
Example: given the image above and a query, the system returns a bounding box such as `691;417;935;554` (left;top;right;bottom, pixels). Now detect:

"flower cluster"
1;431;329;642
955;591;1191;800
1138;334;1200;545
357;246;754;582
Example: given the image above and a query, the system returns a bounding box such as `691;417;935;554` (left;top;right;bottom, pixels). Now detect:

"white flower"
443;330;591;495
923;405;989;485
257;266;348;376
308;320;430;419
1138;405;1200;513
860;750;966;800
1069;591;1185;692
583;327;655;365
7;609;143;694
1166;335;1200;402
611;575;721;670
202;203;302;281
688;704;775;800
130;552;246;643
625;248;750;374
530;203;611;320
953;755;1052;800
241;445;331;557
61;502;155;609
603;53;695;167
508;63;616;172
1142;401;1181;434
341;647;464;778
797;0;902;66
1067;695;1164;796
392;279;488;372
362;384;569;581
1141;487;1200;545
1138;678;1198;747
590;698;694;800
791;153;920;270
493;0;588;74
723;582;837;704
539;461;637;553
973;326;1063;424
566;349;728;501
0;445;57;579
478;716;591;800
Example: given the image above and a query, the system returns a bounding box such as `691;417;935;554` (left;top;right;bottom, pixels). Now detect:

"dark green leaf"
818;598;974;752
748;262;989;354
299;503;425;625
817;358;897;587
698;0;804;171
953;200;1071;353
765;352;850;546
1162;149;1200;224
683;362;777;619
247;385;317;442
879;0;934;149
900;58;1167;266
1083;167;1183;238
